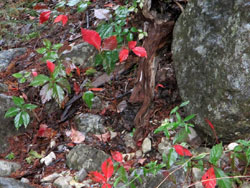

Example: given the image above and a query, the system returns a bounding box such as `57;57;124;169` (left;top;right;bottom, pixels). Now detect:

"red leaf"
202;167;216;188
111;151;123;162
54;15;68;26
39;11;51;24
81;28;101;51
37;124;48;137
89;88;104;92
46;60;55;73
132;47;147;58
32;71;38;77
119;48;129;62
76;66;81;76
128;41;137;49
33;3;48;10
102;158;114;181
205;118;215;130
102;183;112;188
173;145;192;157
73;82;81;94
102;36;117;50
89;171;106;183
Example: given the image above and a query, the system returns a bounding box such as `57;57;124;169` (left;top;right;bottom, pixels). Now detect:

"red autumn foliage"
111;151;123;162
132;46;147;58
32;71;38;77
202;167;216;188
128;41;137;49
73;82;81;94
102;36;117;50
119;48;129;62
54;15;68;26
39;11;51;24
205;119;215;130
173;145;192;157
46;60;55;73
81;28;101;51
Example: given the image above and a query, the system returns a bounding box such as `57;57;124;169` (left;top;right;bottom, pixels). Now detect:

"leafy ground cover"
0;0;250;187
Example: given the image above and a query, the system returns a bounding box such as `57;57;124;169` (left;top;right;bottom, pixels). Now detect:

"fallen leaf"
102;36;117;50
81;28;101;51
39;11;51;24
94;9;110;20
70;128;85;144
54;14;68;26
111;151;123;162
95;132;110;142
89;88;104;92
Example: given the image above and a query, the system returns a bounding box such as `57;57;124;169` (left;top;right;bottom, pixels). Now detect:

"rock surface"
66;144;109;172
74;113;105;135
0;94;26;153
0;48;27;71
0;177;34;188
0;160;21;176
172;0;250;142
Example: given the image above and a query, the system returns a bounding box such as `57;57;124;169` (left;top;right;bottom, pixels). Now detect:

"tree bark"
129;0;174;141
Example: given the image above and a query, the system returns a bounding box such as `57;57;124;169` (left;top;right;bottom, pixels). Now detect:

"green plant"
12;71;31;84
4;96;37;129
25;150;43;164
5;152;15;160
36;39;63;62
56;0;91;13
30;61;71;107
154;101;195;142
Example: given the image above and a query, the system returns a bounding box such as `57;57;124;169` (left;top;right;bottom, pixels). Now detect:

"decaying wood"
129;0;174;141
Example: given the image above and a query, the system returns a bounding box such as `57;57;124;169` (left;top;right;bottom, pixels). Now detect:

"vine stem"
154;153;209;188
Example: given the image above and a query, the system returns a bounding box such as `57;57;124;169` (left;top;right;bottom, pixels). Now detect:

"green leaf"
130;27;137;32
23;104;37;110
214;167;232;188
14;112;23;130
12;73;23;78
5;107;20;118
118;166;128;183
56;78;71;93
21;111;30;128
36;47;47;54
52;84;65;105
77;2;89;12
19;77;26;83
24;72;31;78
43;39;51;49
184;114;195;122
180;100;190;107
43;51;59;62
67;0;80;6
5;152;15;160
30;74;50;87
83;91;94;108
94;53;103;66
193;153;208;160
176;112;182;122
85;68;97;76
209;143;223;165
130;183;136;188
170;106;179;115
113;176;122;187
29;150;42;158
97;23;113;39
173;128;188;144
13;96;24;107
167;148;178;169
126;32;133;41
52;43;63;50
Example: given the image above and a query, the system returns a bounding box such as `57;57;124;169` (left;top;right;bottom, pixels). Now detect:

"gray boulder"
172;0;250;142
0;94;22;153
61;42;97;68
0;48;27;71
0;177;34;188
0;160;21;176
66;144;109;172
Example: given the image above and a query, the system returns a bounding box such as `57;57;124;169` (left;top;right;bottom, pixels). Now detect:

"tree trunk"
129;0;175;141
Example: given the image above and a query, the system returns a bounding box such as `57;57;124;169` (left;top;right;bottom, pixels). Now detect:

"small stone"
20;178;29;184
135;150;143;158
75;168;87;182
91;96;102;110
192;168;203;188
41;173;60;183
142;137;151;154
53;176;73;188
40;152;56;166
123;133;136;150
227;142;238;151
158;138;171;155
